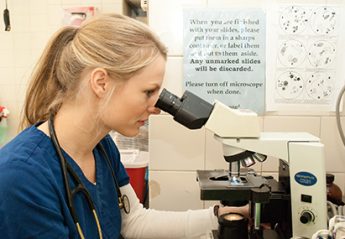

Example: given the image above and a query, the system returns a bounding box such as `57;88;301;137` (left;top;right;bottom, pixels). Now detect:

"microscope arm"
217;132;320;161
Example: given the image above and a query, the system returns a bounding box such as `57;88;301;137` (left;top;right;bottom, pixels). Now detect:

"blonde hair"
20;13;167;130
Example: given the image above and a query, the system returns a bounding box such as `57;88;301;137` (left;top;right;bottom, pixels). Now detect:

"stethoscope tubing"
49;115;102;238
48;114;129;239
48;115;80;224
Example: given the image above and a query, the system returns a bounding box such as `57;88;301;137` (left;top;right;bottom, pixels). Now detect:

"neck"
53;106;108;160
39;103;110;163
44;105;109;183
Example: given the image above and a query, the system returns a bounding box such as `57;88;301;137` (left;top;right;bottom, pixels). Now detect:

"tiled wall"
0;0;126;142
148;0;345;211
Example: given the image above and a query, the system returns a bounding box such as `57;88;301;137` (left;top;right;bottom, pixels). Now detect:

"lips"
137;120;146;126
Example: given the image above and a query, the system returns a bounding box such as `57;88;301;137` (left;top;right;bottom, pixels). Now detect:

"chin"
120;129;140;137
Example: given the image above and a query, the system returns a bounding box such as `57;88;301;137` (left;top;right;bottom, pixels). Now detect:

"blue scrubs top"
0;125;130;239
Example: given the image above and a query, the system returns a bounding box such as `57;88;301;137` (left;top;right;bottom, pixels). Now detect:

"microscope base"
212;229;282;239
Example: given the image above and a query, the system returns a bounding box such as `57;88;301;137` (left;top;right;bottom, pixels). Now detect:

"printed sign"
183;9;266;114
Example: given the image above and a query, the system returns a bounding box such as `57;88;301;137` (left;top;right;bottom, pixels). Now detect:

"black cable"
3;0;10;31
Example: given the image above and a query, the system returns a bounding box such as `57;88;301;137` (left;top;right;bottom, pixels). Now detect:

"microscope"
155;89;327;239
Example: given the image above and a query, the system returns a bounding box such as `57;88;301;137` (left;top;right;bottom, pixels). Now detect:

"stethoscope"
48;114;130;239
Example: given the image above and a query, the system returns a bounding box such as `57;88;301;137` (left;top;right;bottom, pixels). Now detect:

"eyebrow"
148;83;161;89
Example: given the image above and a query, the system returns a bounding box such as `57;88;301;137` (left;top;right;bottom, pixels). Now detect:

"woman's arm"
120;184;217;239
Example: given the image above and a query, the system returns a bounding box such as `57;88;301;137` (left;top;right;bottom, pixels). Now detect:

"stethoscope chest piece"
119;194;130;214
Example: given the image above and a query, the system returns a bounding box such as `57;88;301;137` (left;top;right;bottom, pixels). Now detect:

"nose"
148;106;161;115
147;91;161;115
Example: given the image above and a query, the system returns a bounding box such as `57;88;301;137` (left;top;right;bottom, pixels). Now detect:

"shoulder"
1;125;50;160
0;126;58;191
0;126;70;238
0;126;65;227
0;139;60;222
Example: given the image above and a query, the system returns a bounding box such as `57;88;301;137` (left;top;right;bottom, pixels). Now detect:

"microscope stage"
196;170;271;203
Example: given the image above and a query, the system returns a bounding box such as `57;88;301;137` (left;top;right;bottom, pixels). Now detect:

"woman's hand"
218;204;250;218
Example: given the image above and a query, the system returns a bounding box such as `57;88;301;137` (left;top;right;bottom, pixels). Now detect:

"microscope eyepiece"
155;88;213;129
155;89;182;116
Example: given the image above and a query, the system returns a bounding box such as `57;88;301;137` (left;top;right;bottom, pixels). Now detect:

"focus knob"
300;211;314;224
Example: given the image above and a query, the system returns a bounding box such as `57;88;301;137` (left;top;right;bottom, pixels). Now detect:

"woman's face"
103;55;166;137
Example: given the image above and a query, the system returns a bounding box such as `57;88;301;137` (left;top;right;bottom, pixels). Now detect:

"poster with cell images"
266;4;345;111
183;9;266;114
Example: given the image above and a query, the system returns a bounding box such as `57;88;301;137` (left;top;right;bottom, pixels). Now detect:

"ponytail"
19;27;78;130
19;14;167;131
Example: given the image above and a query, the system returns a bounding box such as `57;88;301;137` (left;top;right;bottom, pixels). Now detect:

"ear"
89;68;111;98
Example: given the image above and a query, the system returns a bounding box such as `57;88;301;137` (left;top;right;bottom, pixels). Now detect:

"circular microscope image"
279;6;310;34
308;40;336;68
278;39;306;67
306;72;333;100
276;71;304;99
310;7;337;35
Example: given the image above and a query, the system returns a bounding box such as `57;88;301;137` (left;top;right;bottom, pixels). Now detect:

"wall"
0;0;126;142
147;0;345;211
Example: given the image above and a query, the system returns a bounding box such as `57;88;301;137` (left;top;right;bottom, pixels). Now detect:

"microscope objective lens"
230;176;241;184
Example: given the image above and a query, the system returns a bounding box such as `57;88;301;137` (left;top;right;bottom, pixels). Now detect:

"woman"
0;14;247;238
